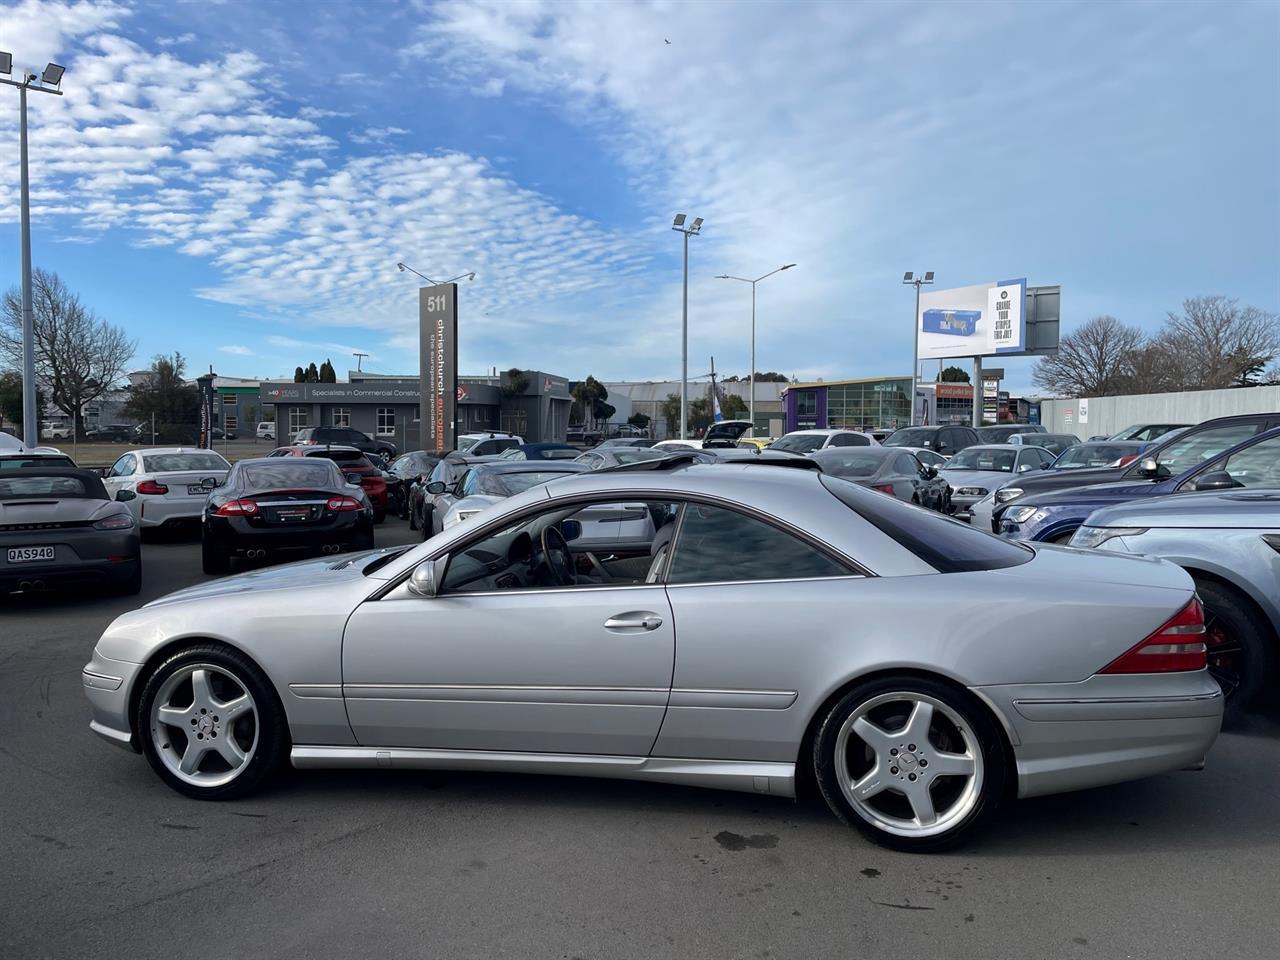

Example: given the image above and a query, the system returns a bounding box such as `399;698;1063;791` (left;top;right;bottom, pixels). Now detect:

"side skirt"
290;746;796;799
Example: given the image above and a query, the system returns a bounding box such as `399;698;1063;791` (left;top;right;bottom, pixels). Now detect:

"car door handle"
604;614;663;631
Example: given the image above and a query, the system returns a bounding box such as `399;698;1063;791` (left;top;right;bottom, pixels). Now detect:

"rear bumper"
975;672;1223;799
138;498;205;527
83;651;146;752
1;530;139;590
206;516;369;555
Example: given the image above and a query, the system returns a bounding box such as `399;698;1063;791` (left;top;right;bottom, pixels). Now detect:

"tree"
570;375;611;424
319;359;337;383
939;365;970;383
0;370;45;439
294;366;305;383
501;367;530;398
1032;316;1144;397
0;268;135;437
1157;296;1280;391
660;393;681;436
723;371;789;383
718;389;748;420
304;362;319;383
125;353;199;438
627;412;650;429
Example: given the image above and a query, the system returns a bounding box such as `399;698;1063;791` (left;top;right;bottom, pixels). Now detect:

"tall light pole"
2;55;65;446
903;271;934;426
715;263;795;437
672;214;703;439
396;262;476;286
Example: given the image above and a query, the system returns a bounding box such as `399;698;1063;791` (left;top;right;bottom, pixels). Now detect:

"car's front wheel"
136;643;288;800
813;676;1006;852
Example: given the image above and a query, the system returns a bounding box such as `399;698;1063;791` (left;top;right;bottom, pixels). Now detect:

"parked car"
387;450;447;521
566;425;603;446
808;447;951;513
576;447;671;469
893;446;950;468
456;432;523;456
769;428;879;454
85;424;136;442
1071;489;1280;721
85;457;1221;852
293;426;397;464
974;424;1046;443
269;445;388;522
997;426;1280;544
650;420;753;451
882;424;981;457
596;437;657;449
42;422;72;440
256;422;276;441
1;467;140;595
200;456;373;574
940;444;1058;521
416;454;503;537
496;442;582;461
0;450;76;470
1008;432;1081;456
102;448;231;532
442;461;590;530
989;413;1280;529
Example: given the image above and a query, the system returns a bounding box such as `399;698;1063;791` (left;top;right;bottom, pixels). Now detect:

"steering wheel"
540;526;576;587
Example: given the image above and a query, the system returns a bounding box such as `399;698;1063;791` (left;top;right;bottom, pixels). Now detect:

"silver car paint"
84;465;1220;801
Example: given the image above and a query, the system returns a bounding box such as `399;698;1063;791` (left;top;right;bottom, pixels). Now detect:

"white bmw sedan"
82;458;1222;851
101;448;231;530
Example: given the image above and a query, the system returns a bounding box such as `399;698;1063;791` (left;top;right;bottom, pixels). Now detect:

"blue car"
999;426;1280;543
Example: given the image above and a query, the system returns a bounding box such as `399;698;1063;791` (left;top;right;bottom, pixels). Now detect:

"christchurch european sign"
419;282;458;451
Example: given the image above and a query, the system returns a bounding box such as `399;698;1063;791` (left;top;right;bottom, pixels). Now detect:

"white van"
256;422;276;441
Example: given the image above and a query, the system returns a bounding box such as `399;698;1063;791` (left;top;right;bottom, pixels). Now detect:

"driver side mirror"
1134;457;1163;478
343;472;363;486
115;489;136;502
425;481;447;495
1192;470;1240;492
921;465;938;480
407;555;448;598
560;519;583;542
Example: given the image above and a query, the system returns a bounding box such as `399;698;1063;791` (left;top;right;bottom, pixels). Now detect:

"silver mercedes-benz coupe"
83;458;1222;851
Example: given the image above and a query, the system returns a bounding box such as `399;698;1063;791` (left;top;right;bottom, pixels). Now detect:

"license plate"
8;546;54;563
187;484;206;495
276;509;311;521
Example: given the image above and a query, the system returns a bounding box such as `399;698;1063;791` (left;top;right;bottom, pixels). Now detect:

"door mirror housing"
1192;470;1240;492
407;555;448;598
1134;457;1163;478
114;488;136;502
426;481;447;495
560;519;583;542
344;472;364;486
921;465;939;480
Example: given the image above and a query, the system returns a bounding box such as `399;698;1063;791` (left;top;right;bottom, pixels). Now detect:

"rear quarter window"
821;475;1031;572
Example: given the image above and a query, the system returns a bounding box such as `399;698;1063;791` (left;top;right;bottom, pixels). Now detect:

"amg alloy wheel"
137;644;287;799
1196;579;1271;723
814;677;1005;852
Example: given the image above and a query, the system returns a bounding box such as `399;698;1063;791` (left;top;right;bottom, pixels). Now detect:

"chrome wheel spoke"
903;700;934;746
929;749;975;777
906;781;937;826
156;705;190;728
217;694;253;723
179;742;208;775
190;668;214;708
851;763;889;801
214;734;247;768
851;715;896;751
151;662;259;788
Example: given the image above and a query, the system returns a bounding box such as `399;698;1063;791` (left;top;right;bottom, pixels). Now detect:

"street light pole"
672;215;703;440
715;263;795;437
902;271;934;426
395;262;475;286
3;56;65;445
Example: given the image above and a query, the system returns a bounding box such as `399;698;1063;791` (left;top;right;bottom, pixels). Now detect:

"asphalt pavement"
2;517;1278;959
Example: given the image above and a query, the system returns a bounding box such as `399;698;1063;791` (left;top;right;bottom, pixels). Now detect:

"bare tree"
0;269;136;437
1157;296;1280;390
1031;315;1145;397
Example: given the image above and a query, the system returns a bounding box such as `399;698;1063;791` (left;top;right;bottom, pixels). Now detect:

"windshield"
882;428;935;447
539;448;581;459
976;427;1022;442
0;456;75;470
769;434;826;453
310;450;371;465
1053;443;1140;468
809;451;886;476
944;448;1016;472
456;436;481;452
241;461;338;489
487;470;579;496
142;453;228;472
1152;424;1260;474
614;448;667;464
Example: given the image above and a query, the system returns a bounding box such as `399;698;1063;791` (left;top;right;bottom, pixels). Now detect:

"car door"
341;497;679;755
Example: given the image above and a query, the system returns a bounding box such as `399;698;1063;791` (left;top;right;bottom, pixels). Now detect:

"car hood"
145;548;407;606
1084;489;1280;529
1008;465;1126;494
1020;479;1161;510
0;498;123;525
939;469;1018;491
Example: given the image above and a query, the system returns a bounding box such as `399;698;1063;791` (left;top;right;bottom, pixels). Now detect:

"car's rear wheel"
137;644;288;800
116;560;142;596
1196;579;1271;723
813;676;1006;852
420;506;433;541
201;537;230;575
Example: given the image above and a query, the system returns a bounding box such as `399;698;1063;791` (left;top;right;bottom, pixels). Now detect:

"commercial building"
258;369;571;449
781;377;913;433
604;380;787;439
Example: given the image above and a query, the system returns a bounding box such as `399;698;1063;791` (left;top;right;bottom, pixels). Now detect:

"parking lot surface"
2;518;1278;960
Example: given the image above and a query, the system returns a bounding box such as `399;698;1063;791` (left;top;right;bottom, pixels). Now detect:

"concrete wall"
1041;385;1280;439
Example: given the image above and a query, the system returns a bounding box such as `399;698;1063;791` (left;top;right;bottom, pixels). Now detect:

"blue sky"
0;0;1276;393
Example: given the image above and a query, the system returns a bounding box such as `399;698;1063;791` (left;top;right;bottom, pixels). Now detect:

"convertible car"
84;458;1220;851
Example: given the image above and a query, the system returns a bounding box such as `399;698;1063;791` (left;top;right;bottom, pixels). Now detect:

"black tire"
135;642;289;800
420;506;434;541
116;560;142;596
1196;579;1273;724
407;501;418;530
202;536;230;575
373;508;385;525
812;674;1007;853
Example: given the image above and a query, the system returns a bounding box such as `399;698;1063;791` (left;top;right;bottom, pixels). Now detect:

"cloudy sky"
0;0;1275;391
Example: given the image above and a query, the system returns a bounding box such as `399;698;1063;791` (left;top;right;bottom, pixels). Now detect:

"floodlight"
924;271;934;282
781;263;796;270
396;262;407;271
41;63;64;86
672;213;686;227
0;52;12;76
691;217;703;230
903;271;914;282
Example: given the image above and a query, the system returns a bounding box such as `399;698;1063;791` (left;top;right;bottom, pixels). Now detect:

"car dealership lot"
2;519;1278;959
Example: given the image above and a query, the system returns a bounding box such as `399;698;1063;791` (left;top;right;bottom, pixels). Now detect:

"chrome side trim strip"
289;683;343;699
290;745;796;798
668;688;798;710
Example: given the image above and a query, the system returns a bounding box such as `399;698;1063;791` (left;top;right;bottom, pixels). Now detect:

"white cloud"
349;126;409;145
156;32;196;47
472;77;505;98
218;344;254;355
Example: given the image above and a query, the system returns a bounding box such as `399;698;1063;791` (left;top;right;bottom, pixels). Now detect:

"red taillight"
136;480;169;495
1101;598;1207;674
326;496;363;512
873;483;896;495
215;499;259;516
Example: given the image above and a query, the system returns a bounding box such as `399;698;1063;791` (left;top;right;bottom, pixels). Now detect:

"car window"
809;450;886;477
0;475;101;499
461;471;480;496
916;450;945;467
769;433;827;454
240;460;339;488
1208;434;1280;488
1149;423;1262;475
142;453;229;472
830;433;870;447
882;428;935;448
666;503;851;584
109;454;134;477
894;454;919;475
498;448;526;460
1;456;75;470
821;475;1032;573
493;439;520;452
937;429;962;455
945;448;1015;472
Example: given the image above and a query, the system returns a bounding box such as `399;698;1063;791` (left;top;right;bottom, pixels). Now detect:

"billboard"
918;279;1027;360
419;283;458;451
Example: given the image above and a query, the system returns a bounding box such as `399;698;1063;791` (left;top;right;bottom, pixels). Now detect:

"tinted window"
821;475;1031;573
486;470;578;495
894;454;919;475
1;456;75;470
1152;423;1262;475
770;434;828;453
882;428;936;448
1054;443;1140;468
615;448;666;464
830;433;870;447
309;449;370;465
1214;434;1280;488
945;447;1016;472
810;450;887;477
142;453;228;472
240;461;338;488
110;454;135;477
0;475;102;499
666;503;850;584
